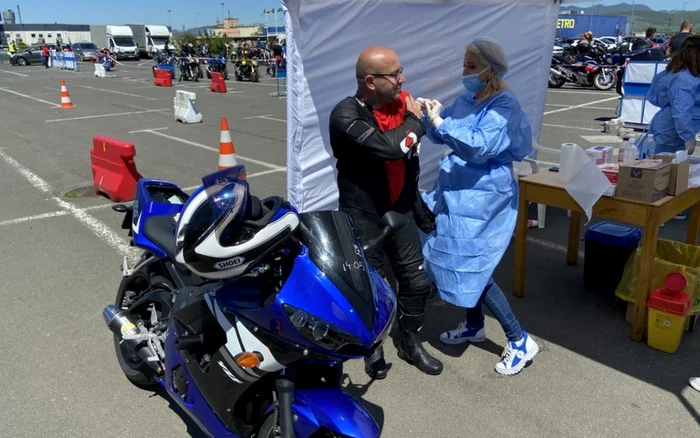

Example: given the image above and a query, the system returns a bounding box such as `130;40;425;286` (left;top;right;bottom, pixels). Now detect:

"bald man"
329;46;443;378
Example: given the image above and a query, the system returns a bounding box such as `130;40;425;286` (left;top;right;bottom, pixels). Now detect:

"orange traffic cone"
218;117;238;170
59;80;75;109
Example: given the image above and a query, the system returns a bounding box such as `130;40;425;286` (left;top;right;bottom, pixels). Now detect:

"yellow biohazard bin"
647;272;692;354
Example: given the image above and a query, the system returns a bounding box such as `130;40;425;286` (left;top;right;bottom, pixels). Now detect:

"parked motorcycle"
205;52;229;80
549;55;618;91
235;51;260;82
179;55;203;82
152;53;177;79
104;165;399;437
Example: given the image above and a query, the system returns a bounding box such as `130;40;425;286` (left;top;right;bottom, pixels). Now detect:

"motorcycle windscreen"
200;165;250;245
297;211;375;330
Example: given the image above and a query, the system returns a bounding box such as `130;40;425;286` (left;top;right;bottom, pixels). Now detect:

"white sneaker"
495;332;539;375
439;322;486;345
689;377;700;392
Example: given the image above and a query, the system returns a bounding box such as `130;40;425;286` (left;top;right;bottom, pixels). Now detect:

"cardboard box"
598;163;619;184
616;160;671;203
586;145;614;165
652;154;690;196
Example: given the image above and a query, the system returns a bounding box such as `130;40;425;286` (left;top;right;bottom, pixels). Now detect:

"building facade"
1;24;91;46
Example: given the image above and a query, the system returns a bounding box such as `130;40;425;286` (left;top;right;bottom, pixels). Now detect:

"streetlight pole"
220;3;225;25
630;0;635;36
167;9;172;29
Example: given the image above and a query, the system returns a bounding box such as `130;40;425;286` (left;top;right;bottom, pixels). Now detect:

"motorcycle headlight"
283;304;362;352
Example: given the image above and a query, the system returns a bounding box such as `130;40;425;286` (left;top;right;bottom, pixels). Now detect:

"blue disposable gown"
646;69;700;153
421;90;533;308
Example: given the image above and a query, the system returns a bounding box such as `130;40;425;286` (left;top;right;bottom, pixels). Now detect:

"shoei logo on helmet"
214;256;245;270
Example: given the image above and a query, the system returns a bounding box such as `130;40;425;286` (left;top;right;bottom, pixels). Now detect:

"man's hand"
405;95;422;118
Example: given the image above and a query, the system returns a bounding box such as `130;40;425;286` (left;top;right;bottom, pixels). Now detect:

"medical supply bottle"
617;137;638;164
641;134;656;159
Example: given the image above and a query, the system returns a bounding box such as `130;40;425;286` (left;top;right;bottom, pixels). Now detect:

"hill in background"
174;3;700;37
566;3;700;34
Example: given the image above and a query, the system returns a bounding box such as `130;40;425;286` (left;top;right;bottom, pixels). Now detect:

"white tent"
283;0;570;212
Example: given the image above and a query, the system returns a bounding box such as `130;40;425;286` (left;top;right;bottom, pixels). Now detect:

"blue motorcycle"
104;165;402;437
205;52;229;80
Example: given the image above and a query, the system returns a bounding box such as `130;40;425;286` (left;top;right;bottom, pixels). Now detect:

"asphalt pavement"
0;62;698;437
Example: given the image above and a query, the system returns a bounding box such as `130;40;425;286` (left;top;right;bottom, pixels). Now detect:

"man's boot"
364;346;387;380
397;313;443;375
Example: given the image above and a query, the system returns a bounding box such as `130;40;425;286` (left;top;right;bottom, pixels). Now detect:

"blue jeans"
466;279;524;341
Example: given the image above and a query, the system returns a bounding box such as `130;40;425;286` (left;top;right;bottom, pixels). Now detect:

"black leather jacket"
329;96;435;232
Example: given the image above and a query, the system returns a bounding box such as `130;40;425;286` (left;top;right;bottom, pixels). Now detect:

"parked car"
553;41;564;56
10;44;56;66
71;42;100;62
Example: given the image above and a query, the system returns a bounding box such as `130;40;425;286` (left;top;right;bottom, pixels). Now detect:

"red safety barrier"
209;71;227;93
154;69;173;87
90;136;143;202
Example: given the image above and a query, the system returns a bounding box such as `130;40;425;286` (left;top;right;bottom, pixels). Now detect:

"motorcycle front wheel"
593;70;616;91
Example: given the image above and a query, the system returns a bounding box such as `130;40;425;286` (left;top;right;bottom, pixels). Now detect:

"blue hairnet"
470;37;508;77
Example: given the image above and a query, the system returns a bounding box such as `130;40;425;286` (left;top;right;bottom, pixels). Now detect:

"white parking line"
181;168;287;191
45;108;168;123
0;211;69;226
0;87;61;107
549;90;617;96
71;84;160;100
243;114;286;123
0;69;28;77
545;104;617;111
528;235;585;259
541;123;602;132
128;127;169;134
138;129;286;170
543;97;619;115
0;170;287;227
0;150;136;257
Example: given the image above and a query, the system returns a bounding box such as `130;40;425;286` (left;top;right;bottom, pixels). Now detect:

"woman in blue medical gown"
646;35;700;155
646;35;699;221
418;38;539;376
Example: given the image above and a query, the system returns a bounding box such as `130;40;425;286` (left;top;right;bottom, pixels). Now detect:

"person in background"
416;37;539;376
632;27;658;51
646;35;699;156
576;31;594;59
42;43;50;68
329;46;443;378
646;35;699;220
8;40;16;55
667;20;694;57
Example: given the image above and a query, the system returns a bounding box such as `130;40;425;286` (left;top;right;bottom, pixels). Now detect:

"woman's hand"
686;139;696;156
415;97;430;116
427;99;444;128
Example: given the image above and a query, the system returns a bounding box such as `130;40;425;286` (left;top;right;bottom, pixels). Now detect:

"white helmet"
175;166;299;279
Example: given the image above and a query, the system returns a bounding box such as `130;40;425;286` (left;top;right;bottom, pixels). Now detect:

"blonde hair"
467;43;509;103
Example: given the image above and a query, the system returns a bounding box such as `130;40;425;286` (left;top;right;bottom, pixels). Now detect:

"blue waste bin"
583;221;642;295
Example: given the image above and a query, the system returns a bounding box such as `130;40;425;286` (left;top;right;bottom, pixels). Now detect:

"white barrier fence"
620;61;667;129
41;50;79;71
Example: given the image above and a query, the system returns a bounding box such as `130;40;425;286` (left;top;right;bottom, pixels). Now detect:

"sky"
566;1;697;11
3;1;696;30
3;0;285;30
